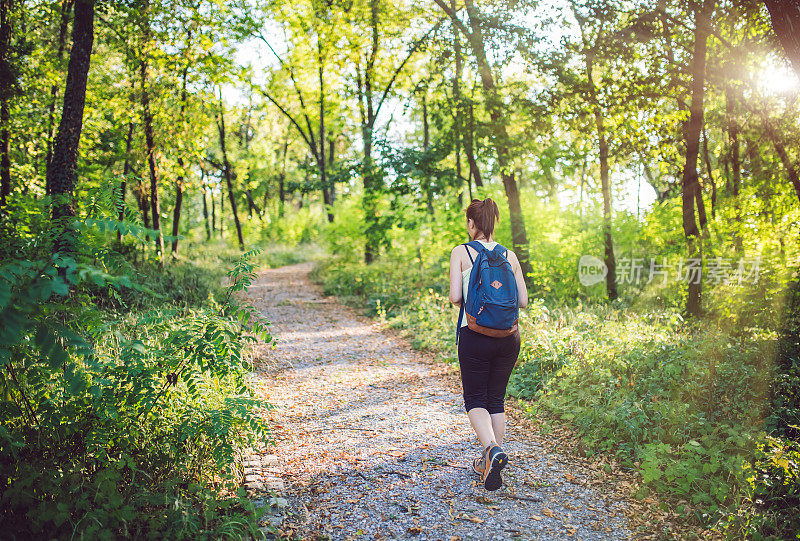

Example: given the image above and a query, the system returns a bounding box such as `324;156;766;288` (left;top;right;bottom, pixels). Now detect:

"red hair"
465;198;500;239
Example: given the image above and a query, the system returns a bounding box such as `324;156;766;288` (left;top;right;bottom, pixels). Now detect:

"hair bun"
465;198;500;238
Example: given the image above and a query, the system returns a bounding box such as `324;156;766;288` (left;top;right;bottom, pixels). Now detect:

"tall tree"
217;96;244;250
139;0;164;256
256;1;341;225
47;0;94;250
434;0;534;284
171;65;189;254
680;0;714;318
45;0;74;196
349;0;440;262
0;0;12;206
571;0;618;300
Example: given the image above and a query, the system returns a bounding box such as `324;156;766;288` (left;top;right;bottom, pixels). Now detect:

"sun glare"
757;62;799;95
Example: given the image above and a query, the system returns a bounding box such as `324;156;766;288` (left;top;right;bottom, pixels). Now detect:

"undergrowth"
312;256;800;540
0;212;282;538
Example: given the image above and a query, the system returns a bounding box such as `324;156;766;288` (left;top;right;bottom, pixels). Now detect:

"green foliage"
0;236;273;539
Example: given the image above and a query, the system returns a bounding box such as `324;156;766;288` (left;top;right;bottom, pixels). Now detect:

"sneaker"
474;443;508;491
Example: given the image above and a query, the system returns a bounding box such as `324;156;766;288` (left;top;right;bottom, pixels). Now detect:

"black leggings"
457;327;521;414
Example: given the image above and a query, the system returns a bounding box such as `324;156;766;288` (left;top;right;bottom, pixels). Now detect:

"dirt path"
247;262;632;540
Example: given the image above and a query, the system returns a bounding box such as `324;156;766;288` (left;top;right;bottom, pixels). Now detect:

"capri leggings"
457;326;521;414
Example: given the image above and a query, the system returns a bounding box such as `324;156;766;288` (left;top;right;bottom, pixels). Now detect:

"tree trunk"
219;186;224;233
360;0;380;263
139;5;163;257
453;0;464;203
452;0;533;284
0;0;11;207
585;52;618;301
0;90;9;208
764;0;800;78
210;180;216;234
278;133;288;218
763;118;800;204
362;110;377;262
137;180;150;229
245;189;261;217
318;44;334;223
680;0;713;318
45;0;74;196
466;99;482;188
420;91;434;215
171;66;188;255
201;172;211;241
47;0;94;249
171;176;183;253
422;92;429;151
117;107;134;242
725;86;742;252
329;137;336;202
701;125;716;220
217;98;244;250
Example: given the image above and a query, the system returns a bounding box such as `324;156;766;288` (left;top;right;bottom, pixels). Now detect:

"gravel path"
247;262;632;541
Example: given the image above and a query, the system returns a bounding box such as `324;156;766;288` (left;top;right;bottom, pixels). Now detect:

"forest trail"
247;263;633;540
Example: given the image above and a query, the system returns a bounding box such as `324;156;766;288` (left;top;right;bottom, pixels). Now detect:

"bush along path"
247;262;635;540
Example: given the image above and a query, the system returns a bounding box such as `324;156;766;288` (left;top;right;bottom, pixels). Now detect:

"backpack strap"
464;244;475;264
456;298;466;343
456;241;487;343
465;240;487;261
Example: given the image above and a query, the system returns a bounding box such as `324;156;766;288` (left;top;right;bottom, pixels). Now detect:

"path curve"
248;262;632;541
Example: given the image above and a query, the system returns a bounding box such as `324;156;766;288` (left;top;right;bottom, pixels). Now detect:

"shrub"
0;240;272;538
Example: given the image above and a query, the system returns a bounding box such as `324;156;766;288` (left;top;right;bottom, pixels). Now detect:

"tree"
217;95;244;250
0;0;13;206
764;0;800;78
46;0;94;251
255;0;344;225
680;0;714;318
138;0;164;257
569;0;620;300
434;0;534;284
44;0;74;197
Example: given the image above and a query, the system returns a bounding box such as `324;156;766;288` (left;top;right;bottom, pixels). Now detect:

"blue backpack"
456;240;519;342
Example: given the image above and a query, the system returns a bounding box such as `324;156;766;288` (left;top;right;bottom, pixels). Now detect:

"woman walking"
449;198;528;491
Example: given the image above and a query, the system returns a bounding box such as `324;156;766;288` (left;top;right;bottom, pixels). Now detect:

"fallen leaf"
542;507;556;518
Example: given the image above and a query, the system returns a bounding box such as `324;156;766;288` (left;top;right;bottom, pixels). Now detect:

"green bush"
0;236;273;538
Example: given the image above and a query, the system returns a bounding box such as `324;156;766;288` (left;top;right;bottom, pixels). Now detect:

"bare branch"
432;0;470;37
256;87;318;162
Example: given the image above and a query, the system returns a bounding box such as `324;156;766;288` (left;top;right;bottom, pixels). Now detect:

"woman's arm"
508;251;529;308
449;246;463;305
